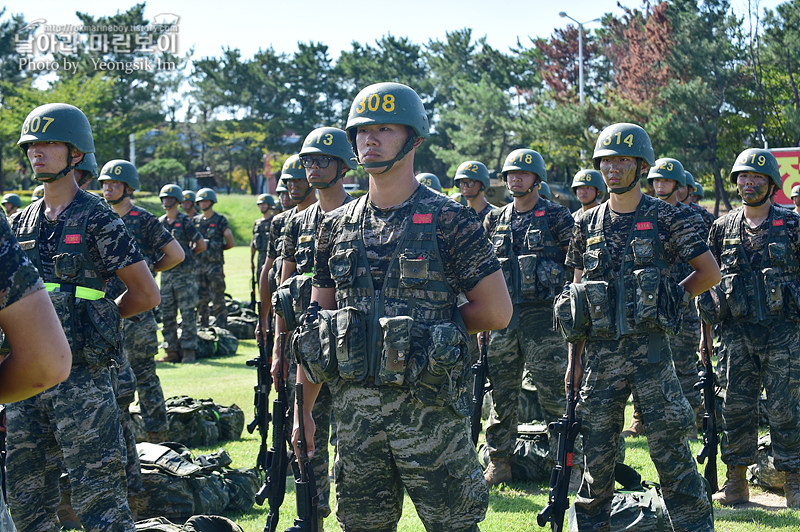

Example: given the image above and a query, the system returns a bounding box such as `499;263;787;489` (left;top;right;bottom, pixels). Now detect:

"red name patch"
174;223;181;227
535;210;545;217
636;222;652;230
773;219;784;227
129;210;139;216
210;223;216;227
65;234;81;244
413;213;432;224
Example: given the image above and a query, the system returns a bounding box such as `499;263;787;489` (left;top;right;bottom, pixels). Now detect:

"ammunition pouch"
376;316;413;386
720;273;749;319
584;280;616;338
318;306;366;382
272;274;312;331
407;322;470;414
553;283;590;343
696;284;728;325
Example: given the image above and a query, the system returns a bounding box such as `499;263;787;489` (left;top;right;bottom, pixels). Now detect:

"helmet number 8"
22;116;55;135
355;94;396;114
602;132;634;148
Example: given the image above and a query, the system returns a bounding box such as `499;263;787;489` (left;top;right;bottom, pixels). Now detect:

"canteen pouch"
696;284;728;325
328;248;357;289
583;248;610;278
537;258;565;301
762;268;784;315
584;280;615;337
720;273;749;319
376;316;413;386
294;317;334;384
767;241;788;267
399;253;429;288
518;254;540;299
657;277;685;335
318;306;366;382
409;322;466;408
631;237;655;266
553;283;590;343
633;268;660;327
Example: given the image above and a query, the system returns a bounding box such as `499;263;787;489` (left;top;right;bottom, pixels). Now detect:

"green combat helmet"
257;193;277;207
792;185;800;199
159;184;184;201
571;169;606;205
694;183;705;200
183;190;196;203
99;159;139;204
281;154;313;203
730;148;781;207
196;188;218;210
454;160;490;199
647;157;686;201
501;148;546;197
416;173;442;193
539;181;552;200
684;170;697;192
2;193;22;208
345;82;429;173
31;185;44;200
592;122;654;195
299;127;357;189
17;103;95;183
275;178;288;194
76;152;98;188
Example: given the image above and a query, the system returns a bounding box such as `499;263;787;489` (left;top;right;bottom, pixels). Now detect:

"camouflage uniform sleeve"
787;211;800;260
706;217;724;263
437;202;500;293
483;208;499;237
145;212;174;253
0;214;44;310
565;218;586;270
86;207;144;280
550;202;575;249
312;212;337;289
268;216;282;260
662;203;708;264
281;211;300;262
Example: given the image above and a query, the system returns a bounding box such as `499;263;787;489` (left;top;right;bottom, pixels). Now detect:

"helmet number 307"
22;116;55;135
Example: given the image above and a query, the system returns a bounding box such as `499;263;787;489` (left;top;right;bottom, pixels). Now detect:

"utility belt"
293;308;471;415
696;270;800;325
554;268;687;345
45;282;105;300
272;272;313;331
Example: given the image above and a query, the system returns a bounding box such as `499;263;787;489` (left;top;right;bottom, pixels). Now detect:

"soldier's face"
26;141;70;174
599;156;640;189
287;179;310;201
652;178;677;197
575;185;597;204
181;200;195;212
458;179;481;198
506;171;538;194
677;185;690;203
736;172;770;204
2;202;15;215
355;124;408;164
198;199;213;211
305;156;341;187
279;191;293;209
259;203;270;214
793;196;800;208
690;194;702;203
101;180;125;202
162;197;178;209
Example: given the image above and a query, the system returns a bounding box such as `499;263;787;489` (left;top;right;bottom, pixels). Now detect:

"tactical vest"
160;212;196;272
580;196;685;346
195;212;226;264
267;208;294;296
490;199;565;304
14;190;120;366
296;187;471;413
716;206;800;324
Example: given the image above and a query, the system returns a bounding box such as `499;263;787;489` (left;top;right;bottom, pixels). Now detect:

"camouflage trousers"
197;262;227;328
123;311;167;433
160;270;198;351
718;320;800;471
668;314;701;411
574;333;713;532
329;379;486;532
287;363;332;519
6;364;134;532
0;491;15;532
485;305;568;461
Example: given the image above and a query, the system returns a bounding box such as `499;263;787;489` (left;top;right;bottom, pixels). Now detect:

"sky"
1;0;787;63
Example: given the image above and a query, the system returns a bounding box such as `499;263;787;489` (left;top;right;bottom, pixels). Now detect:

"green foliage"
137;158;187;191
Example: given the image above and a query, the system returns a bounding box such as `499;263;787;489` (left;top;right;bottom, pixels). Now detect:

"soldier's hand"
270;346;289;392
292;409;317;460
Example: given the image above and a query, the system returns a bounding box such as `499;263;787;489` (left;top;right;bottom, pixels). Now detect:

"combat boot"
484;457;512;486
157;350;180;363
181;349;196;363
784;471;800;508
712;465;749;506
621;409;644;438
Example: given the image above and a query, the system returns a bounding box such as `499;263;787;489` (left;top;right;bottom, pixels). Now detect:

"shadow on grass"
715;506;800;526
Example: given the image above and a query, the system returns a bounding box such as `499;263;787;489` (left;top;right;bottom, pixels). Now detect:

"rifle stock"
695;345;719;493
471;332;492;445
286;382;320;532
537;354;581;531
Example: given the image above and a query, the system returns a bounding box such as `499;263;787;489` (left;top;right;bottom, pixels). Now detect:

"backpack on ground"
196;327;239;358
131;397;244;446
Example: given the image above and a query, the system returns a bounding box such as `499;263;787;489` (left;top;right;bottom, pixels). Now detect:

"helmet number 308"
602;132;634;148
354;93;396;114
22;116;55;135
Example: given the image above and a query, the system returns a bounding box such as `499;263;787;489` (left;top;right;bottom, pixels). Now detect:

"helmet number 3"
602;132;635;148
22;115;55;135
355;94;396;114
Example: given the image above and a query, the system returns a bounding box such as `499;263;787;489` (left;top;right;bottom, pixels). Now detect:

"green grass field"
148;243;799;531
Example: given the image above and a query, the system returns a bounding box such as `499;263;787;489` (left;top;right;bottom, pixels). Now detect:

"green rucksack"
478;424;552;482
131;397;244;446
196;327;239;358
135;515;243;532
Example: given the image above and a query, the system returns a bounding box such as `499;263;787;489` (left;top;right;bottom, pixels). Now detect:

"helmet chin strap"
33;145;77;183
509;177;539;198
356;134;417;175
740;183;773;207
200;203;214;211
107;192;128;205
291;182;314;203
608;161;642;195
655;182;677;201
309;160;345;189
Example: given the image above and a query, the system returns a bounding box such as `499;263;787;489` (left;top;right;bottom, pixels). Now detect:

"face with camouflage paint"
736;172;770;205
161;197;178;209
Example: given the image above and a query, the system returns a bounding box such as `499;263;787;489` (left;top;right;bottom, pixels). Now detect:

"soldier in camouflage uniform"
570;169;606;220
251;193;278;287
482;148;574;486
181;190;199;218
8;103;161;532
158;184;206;363
621;159;710;439
455;160;495;223
274;126;357;528
194;188;234;328
698;148;800;508
416;172;443;193
293;82;512;532
681;171;716;230
2;193;21;217
0;206;73;532
565;123;719;531
277;177;294;210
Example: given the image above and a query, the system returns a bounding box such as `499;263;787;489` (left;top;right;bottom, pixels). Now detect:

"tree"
138;158;186;191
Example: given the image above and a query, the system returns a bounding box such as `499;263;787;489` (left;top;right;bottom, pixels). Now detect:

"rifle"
286;382;320;532
537;353;582;532
695;345;719;493
257;332;292;532
471;331;492;445
247;300;273;475
251;265;258;309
